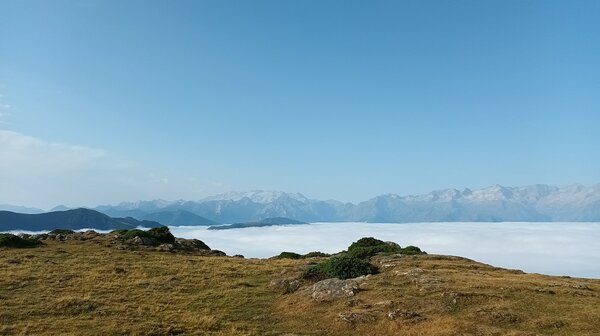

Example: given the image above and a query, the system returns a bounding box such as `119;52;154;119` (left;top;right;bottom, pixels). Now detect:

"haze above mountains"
2;184;599;224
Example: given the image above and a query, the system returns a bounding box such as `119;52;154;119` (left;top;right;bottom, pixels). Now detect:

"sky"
0;0;599;209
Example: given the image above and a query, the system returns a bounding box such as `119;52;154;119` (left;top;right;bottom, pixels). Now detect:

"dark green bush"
121;229;153;241
118;227;175;244
0;233;42;248
301;255;379;281
400;245;426;255
348;237;387;250
49;229;75;235
274;251;303;259
303;251;330;258
346;237;426;258
347;237;401;258
110;229;129;235
147;226;175;244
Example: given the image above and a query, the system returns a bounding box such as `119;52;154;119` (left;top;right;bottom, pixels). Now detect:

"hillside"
208;217;306;230
0;232;598;335
0;208;161;231
140;210;219;226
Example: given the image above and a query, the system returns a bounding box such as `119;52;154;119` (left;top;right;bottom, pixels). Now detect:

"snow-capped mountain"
90;184;600;223
200;190;309;204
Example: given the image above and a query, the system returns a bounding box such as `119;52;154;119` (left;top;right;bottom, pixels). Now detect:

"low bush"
147;226;175;244
0;233;43;248
346;237;426;258
303;251;330;258
301;255;379;281
401;245;425;255
121;229;153;241
118;227;175;244
274;251;303;259
49;229;75;235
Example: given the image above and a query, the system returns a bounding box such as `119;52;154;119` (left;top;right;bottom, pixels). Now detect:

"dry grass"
1;237;599;335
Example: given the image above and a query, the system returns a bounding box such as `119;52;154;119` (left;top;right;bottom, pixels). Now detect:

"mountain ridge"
97;184;600;223
4;184;600;224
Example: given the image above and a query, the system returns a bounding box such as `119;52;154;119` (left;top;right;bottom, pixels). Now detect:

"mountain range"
0;208;162;231
2;184;599;225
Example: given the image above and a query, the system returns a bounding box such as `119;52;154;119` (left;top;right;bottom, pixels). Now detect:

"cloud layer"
169;222;600;279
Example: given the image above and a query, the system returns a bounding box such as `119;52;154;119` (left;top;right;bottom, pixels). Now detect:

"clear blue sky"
0;0;599;208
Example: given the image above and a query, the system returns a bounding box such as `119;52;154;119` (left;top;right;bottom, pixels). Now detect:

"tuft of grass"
118;226;175;244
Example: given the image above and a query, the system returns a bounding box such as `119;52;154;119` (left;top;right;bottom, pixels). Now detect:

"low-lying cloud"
169;222;600;279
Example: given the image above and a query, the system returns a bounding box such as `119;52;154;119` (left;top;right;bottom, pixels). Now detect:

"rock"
175;238;210;251
209;250;227;256
306;278;360;302
131;236;157;246
157;244;175;252
374;300;395;308
270;277;301;294
400;268;424;277
338;312;376;323
536;288;556;294
571;283;592;291
387;310;425;323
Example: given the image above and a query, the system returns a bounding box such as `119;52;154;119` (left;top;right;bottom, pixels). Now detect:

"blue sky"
0;0;599;208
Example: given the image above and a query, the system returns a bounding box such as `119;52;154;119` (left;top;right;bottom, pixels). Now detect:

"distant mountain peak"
200;190;309;204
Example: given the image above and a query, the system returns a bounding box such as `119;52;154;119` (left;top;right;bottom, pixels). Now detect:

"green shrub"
0;234;42;248
303;251;330;258
401;245;426;255
348;237;387;250
347;237;401;258
274;251;303;259
118;227;175;244
49;229;75;235
302;255;379;281
147;226;175;244
346;237;426;258
121;229;153;241
110;229;129;235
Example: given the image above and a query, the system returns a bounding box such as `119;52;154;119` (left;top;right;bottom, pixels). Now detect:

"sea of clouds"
170;222;600;279
7;222;599;279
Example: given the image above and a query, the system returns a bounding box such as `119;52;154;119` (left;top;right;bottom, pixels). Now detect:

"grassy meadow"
1;236;599;335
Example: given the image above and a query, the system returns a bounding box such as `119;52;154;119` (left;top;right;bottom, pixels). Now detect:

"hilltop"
0;229;598;335
0;208;162;231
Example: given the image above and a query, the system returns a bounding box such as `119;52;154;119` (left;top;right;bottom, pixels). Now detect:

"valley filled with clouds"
170;222;600;279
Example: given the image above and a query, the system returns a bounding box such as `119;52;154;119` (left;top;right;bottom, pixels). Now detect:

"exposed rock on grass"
304;278;361;302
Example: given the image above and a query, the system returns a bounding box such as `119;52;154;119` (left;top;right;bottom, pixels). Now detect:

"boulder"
338;312;376;323
270;277;301;294
306;278;360;302
131;236;157;246
175;238;210;251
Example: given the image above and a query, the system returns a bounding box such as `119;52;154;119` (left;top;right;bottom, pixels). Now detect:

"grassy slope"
1;238;599;336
